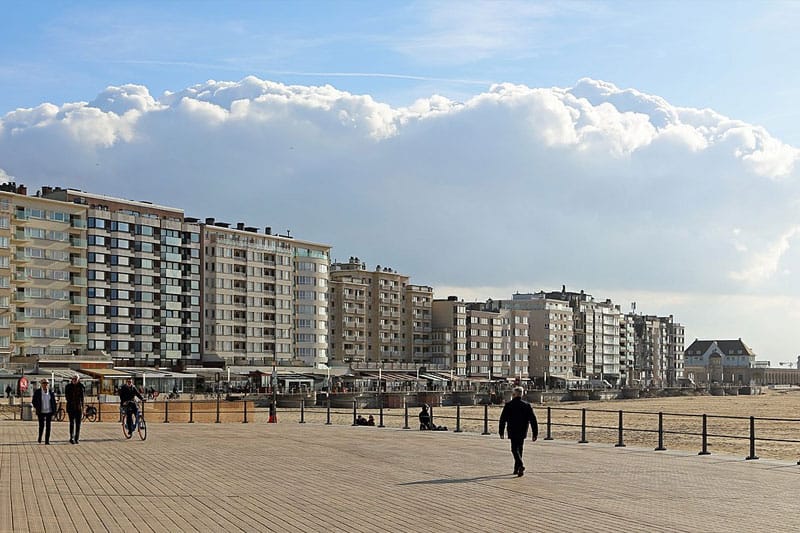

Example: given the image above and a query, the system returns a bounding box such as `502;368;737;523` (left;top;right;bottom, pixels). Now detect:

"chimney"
205;217;215;225
40;186;53;196
17;185;27;195
236;222;245;230
265;227;271;235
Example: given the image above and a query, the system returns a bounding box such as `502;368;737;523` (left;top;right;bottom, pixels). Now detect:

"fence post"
454;403;462;433
615;410;625;447
578;408;588;443
745;416;759;460
351;399;357;426
481;403;490;435
189;399;194;424
299;399;305;424
698;414;710;455
215;394;221;424
403;398;410;430
243;400;248;424
378;395;385;428
544;406;553;440
326;396;331;425
655;412;666;451
164;400;169;423
97;395;102;422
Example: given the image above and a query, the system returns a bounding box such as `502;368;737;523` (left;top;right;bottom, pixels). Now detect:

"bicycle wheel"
137;415;147;441
85;405;97;422
121;411;133;439
56;408;65;422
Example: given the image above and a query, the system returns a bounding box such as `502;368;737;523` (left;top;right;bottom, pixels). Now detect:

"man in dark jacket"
32;379;57;444
64;374;85;444
499;386;538;477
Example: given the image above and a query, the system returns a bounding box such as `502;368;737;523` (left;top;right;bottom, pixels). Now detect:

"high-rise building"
329;258;431;365
630;314;685;387
201;221;330;368
0;183;88;365
42;187;201;368
431;297;467;374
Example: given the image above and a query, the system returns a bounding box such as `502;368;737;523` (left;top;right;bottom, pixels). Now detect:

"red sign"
18;377;29;393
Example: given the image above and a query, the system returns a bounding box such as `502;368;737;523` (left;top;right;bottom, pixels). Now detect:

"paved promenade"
1;419;797;532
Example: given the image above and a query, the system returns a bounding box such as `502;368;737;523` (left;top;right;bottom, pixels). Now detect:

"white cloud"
1;77;799;316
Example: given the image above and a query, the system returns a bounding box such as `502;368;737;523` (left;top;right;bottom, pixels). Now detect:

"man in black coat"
32;379;57;444
499;386;538;477
64;374;85;444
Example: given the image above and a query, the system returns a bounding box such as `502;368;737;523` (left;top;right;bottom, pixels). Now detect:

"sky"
1;0;800;366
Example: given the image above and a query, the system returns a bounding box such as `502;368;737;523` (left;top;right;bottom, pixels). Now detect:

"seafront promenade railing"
5;395;800;463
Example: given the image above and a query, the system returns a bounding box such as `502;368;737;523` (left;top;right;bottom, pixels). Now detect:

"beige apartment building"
42;187;201;368
431;297;467;374
0;183;88;366
329;258;432;366
201;221;330;368
629;314;685;387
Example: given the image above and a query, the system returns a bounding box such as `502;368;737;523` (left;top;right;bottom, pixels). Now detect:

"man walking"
65;374;85;444
32;379;57;444
499;386;538;477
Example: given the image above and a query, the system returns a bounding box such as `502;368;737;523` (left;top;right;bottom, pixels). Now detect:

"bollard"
299;399;305;424
655;412;666;451
243;400;248;424
352;400;357;426
454;403;462;433
326;396;331;425
578;408;588;443
216;393;221;424
698;413;710;455
481;403;490;435
378;395;384;428
164;400;170;423
430;405;435;428
268;402;277;423
403;399;410;430
544;406;553;440
745;416;759;460
97;395;102;423
189;400;194;423
615;410;625;447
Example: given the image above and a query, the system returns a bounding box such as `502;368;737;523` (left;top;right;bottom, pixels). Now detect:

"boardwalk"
1;419;797;532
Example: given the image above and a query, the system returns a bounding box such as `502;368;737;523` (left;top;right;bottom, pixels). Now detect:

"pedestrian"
32;379;57;445
4;384;11;398
498;386;538;477
64;374;85;444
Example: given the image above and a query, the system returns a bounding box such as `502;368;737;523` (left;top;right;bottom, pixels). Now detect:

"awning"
420;373;449;382
82;368;132;378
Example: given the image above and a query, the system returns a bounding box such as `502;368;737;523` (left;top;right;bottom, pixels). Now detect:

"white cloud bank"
1;76;800;360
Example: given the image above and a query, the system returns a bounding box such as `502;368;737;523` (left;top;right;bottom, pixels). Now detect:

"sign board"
18;376;29;393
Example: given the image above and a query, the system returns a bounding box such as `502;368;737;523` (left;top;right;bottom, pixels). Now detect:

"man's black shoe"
517;466;525;477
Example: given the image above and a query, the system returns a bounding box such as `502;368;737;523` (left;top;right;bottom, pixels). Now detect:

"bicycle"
83;404;98;422
55;401;65;422
120;400;147;441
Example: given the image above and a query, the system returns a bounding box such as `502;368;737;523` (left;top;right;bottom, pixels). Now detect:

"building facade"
43;187;201;368
329;258;432;366
431;297;467;374
201;221;330;368
0;184;88;366
630;314;685;387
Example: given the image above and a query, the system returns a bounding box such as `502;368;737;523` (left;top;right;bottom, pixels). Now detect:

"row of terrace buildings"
0;180;689;387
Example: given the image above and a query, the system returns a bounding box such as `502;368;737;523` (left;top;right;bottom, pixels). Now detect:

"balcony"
14;312;30;322
14;211;30;224
12;272;31;284
69;333;87;343
70;315;87;325
69;237;87;248
13;332;29;343
70;295;87;306
71;276;87;287
70;218;87;229
70;257;87;268
14;252;30;262
14;293;28;303
11;230;29;243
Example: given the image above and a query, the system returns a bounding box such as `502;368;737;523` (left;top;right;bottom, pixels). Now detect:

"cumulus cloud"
0;76;799;300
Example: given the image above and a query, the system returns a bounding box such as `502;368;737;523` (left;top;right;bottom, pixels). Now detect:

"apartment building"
42;187;201;368
329;258;432;365
0;184;88;365
630;314;685;387
201;221;330;368
431;297;467;374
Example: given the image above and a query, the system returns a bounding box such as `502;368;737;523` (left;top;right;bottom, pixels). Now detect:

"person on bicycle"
119;378;144;434
64;374;85;444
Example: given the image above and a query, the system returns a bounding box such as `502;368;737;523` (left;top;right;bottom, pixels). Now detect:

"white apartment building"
0;184;88;365
43;187;201;368
201;221;330;368
630;314;685;387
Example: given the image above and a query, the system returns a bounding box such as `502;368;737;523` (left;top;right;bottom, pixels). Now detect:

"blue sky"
2;1;800;366
3;1;799;144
